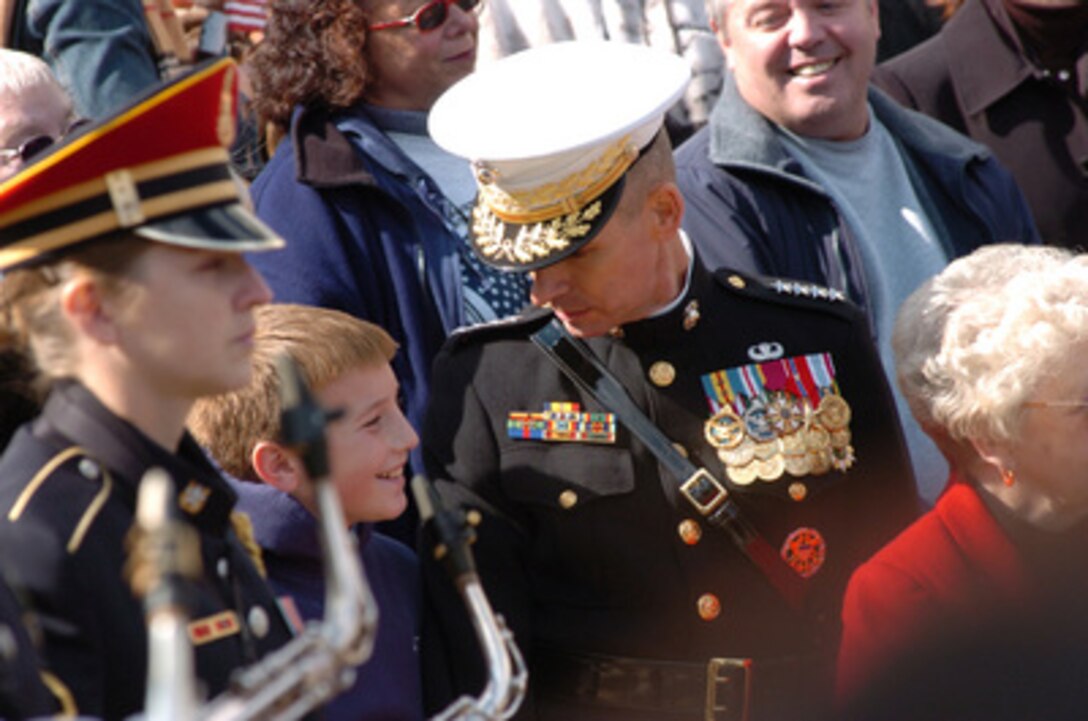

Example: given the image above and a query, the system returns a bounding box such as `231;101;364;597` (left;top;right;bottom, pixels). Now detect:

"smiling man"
419;40;920;721
674;0;1039;505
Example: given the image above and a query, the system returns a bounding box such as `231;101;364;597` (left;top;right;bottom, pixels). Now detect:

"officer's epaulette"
7;445;114;555
714;268;858;320
445;306;555;352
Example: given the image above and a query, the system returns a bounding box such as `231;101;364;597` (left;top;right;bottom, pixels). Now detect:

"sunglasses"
368;0;483;33
0;119;90;168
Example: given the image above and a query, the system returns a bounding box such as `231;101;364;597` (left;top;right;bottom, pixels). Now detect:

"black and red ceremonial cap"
0;56;283;271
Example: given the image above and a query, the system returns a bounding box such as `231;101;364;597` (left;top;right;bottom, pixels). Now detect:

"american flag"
224;0;267;34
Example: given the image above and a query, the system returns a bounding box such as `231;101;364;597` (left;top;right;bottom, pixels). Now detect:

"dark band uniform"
0;59;291;719
0;573;55;719
418;43;920;721
0;382;295;719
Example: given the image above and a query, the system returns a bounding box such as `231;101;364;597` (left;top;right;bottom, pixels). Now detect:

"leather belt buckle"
681;468;729;515
705;657;752;721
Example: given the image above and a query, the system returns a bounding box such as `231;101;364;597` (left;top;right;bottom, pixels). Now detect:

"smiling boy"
189;303;422;721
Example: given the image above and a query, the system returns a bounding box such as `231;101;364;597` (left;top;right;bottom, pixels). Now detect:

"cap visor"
133;202;284;252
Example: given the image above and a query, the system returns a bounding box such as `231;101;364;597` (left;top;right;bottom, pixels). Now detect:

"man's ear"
251;440;304;493
646;182;685;241
60;276;118;344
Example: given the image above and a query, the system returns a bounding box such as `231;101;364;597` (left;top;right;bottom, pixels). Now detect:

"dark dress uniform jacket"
421;259;920;721
0;381;296;720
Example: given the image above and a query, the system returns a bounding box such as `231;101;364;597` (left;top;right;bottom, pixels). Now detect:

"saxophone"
412;476;528;721
132;353;378;721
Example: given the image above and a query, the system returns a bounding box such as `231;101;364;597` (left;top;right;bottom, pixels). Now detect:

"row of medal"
703;390;856;486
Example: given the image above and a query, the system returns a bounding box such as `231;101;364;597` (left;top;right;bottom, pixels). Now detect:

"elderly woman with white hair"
0;49;76;182
835;243;1088;705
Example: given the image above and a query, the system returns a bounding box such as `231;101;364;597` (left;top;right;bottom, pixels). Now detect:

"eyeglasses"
0;135;55;167
368;0;483;33
0;119;90;168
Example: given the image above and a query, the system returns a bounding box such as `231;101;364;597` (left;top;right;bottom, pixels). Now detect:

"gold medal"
766;391;806;435
704;406;745;449
718;437;756;467
805;426;830;452
817;394;852;430
784;453;811;477
829;428;852;449
808;449;832;475
743;398;777;443
780;430;806;455
756;455;786;482
726;462;758;486
831;444;856;472
753;438;782;460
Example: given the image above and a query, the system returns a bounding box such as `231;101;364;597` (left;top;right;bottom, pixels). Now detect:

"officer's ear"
645;182;684;242
60;273;118;345
251;440;305;494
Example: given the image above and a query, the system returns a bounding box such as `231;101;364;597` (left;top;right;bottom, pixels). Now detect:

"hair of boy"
189;303;397;482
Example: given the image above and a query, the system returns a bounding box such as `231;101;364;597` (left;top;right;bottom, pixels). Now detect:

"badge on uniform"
700;353;855;487
188;610;240;645
507;403;616;444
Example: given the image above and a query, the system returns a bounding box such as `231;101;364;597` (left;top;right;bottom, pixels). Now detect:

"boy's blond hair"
190;303;397;482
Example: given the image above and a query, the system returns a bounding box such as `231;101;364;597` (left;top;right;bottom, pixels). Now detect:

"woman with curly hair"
246;0;530;545
837;244;1088;711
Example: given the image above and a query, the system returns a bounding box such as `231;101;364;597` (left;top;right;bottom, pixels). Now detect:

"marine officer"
418;41;920;721
0;58;296;719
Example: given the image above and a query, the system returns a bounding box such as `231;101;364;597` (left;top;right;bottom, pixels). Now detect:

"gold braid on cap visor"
471;134;640;265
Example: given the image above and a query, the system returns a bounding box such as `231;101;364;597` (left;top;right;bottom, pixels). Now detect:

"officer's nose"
529;264;569;308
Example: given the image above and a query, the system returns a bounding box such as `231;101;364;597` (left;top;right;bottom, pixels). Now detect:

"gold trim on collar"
476;134;638;224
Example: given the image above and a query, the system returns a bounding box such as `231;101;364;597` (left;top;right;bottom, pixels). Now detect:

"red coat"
836;477;1030;702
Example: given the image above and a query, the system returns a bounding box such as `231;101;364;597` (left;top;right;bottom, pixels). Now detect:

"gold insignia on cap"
478;134;637;224
697;593;721;621
789;482;808;502
105;170;145;227
649;361;676;387
472;200;601;266
558;489;578;509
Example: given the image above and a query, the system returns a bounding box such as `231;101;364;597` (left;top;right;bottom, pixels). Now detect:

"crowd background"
0;0;1085;719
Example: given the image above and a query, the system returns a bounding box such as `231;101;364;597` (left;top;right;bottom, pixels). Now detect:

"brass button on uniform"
678;519;702;546
558;490;578;510
697;593;721;621
789;482;808;502
649;361;676;387
727;275;746;290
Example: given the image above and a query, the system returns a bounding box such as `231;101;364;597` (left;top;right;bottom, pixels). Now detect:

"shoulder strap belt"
531;319;805;610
